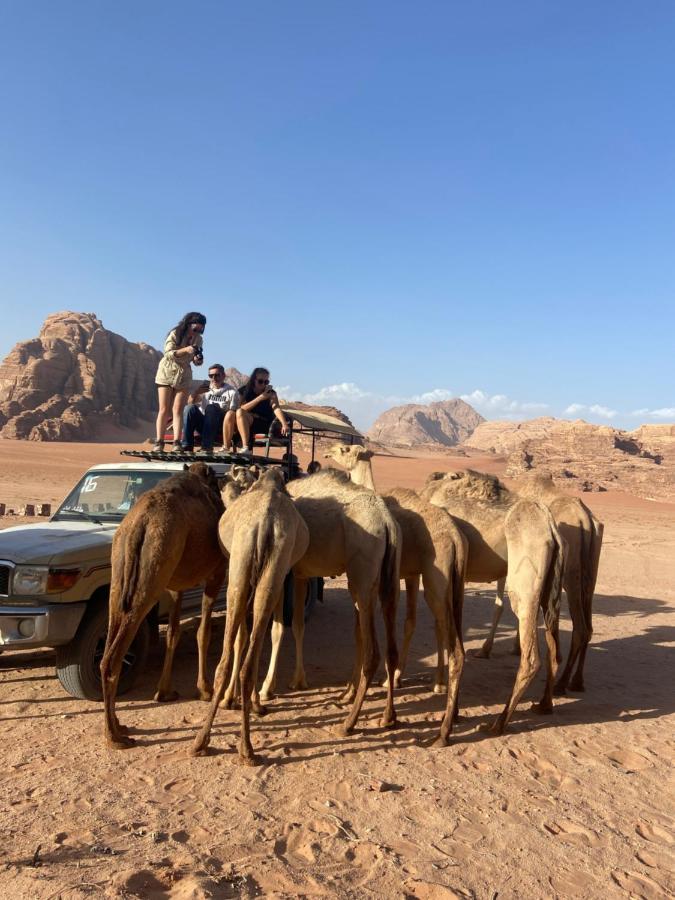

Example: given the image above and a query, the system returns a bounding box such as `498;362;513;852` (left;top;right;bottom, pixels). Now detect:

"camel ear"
183;464;190;472
357;448;374;461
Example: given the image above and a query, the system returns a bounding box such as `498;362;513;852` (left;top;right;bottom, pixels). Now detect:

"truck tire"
56;601;150;701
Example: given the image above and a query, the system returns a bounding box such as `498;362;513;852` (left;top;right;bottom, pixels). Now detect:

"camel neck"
351;460;377;491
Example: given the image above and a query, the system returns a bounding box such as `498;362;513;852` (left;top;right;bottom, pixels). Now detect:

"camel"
419;469;565;737
192;468;309;765
479;474;603;694
324;444;468;717
101;462;227;749
260;469;402;737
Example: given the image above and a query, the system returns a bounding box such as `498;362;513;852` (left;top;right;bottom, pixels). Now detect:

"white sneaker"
239;446;252;458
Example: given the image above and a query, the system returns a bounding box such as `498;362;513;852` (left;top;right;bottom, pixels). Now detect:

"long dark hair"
169;311;207;346
240;367;270;402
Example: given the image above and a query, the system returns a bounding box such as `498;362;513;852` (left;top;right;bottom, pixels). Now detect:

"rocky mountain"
465;417;675;500
366;399;484;448
0;312;161;441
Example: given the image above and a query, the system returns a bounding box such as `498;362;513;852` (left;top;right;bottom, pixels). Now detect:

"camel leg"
191;594;247;756
533;626;558;715
568;519;602;692
221;622;246;709
338;607;362;704
432;589;465;748
238;613;273;765
289;577;309;690
196;568;226;701
487;592;540;735
422;570;449;694
392;576;419;688
338;587;380;736
475;577;506;659
154;591;182;702
260;597;284;701
380;584;399;730
101;608;150;749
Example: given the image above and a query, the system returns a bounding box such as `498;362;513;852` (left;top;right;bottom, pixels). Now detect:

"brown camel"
479;474;603;694
192;468;309;765
420;469;565;739
101;462;226;749
260;469;402;737
324;444;468;714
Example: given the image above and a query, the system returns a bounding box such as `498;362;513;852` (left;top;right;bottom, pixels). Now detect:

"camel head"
230;464;259;489
257;467;287;492
324;443;373;471
427;469;507;503
185;462;220;496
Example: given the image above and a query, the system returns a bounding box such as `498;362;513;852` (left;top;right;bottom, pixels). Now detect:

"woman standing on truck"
153;312;206;452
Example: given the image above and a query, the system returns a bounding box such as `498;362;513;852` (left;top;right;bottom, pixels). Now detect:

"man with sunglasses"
181;363;240;452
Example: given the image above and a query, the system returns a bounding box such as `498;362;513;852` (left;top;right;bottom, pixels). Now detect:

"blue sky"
1;2;673;431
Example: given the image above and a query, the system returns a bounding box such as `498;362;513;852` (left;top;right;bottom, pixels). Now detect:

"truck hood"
0;521;117;566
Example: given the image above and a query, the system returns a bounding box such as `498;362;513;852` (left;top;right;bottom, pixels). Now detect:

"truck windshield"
54;471;175;523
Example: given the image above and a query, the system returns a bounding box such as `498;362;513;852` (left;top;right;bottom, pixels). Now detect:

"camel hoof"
219;694;237;710
431;735;449;749
337;688;356;705
531;701;553;715
379;715;397;730
236;753;260;767
470;646;491;660
432;683;445;695
259;690;275;703
190;741;210;758
252;703;268;717
335;723;354;738
116;723;130;736
107;734;136;750
154;690;179;703
481;719;504;737
196;688;213;702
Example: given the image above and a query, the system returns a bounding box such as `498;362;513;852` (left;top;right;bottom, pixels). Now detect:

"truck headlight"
12;565;49;595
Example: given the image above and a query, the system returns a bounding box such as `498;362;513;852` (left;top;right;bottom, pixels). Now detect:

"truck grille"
0;565;10;596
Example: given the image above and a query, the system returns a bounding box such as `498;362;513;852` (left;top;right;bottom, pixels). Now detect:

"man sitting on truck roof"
181;363;240;452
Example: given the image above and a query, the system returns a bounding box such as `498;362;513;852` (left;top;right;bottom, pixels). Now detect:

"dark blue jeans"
182;403;224;450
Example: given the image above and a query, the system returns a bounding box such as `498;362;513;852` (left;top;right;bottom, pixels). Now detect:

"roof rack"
120;448;294;478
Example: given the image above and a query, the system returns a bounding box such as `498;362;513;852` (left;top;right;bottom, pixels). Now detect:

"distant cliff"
0;312;161;441
367;399;484;447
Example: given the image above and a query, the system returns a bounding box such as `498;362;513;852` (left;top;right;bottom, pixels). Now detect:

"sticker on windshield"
81;476;99;494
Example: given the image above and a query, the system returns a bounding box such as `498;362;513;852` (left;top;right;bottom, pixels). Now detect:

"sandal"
171;441;183;452
151;440;165;452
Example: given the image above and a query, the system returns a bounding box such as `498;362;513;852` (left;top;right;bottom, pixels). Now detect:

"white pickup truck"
0;460;231;700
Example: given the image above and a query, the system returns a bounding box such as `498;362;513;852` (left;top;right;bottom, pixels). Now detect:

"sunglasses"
190;324;204;333
256;378;270;385
208;372;223;378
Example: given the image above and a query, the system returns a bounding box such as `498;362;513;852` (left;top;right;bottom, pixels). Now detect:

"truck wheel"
56;601;150;701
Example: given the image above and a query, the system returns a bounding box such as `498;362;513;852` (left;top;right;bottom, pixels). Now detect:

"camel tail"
114;522;145;613
451;535;468;644
249;517;277;593
581;510;604;629
542;512;565;634
380;517;401;613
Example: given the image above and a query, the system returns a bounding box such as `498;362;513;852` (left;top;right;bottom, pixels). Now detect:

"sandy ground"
0;440;673;899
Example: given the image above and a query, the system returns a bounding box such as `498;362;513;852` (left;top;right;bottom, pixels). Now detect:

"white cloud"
282;382;550;430
630;406;675;420
565;402;617;419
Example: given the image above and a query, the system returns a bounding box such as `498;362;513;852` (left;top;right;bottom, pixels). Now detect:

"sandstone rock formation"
465;417;675;500
0;312;162;441
366;399;484;448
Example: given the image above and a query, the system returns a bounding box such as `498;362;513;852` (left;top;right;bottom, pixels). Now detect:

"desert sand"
0;440;673;899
